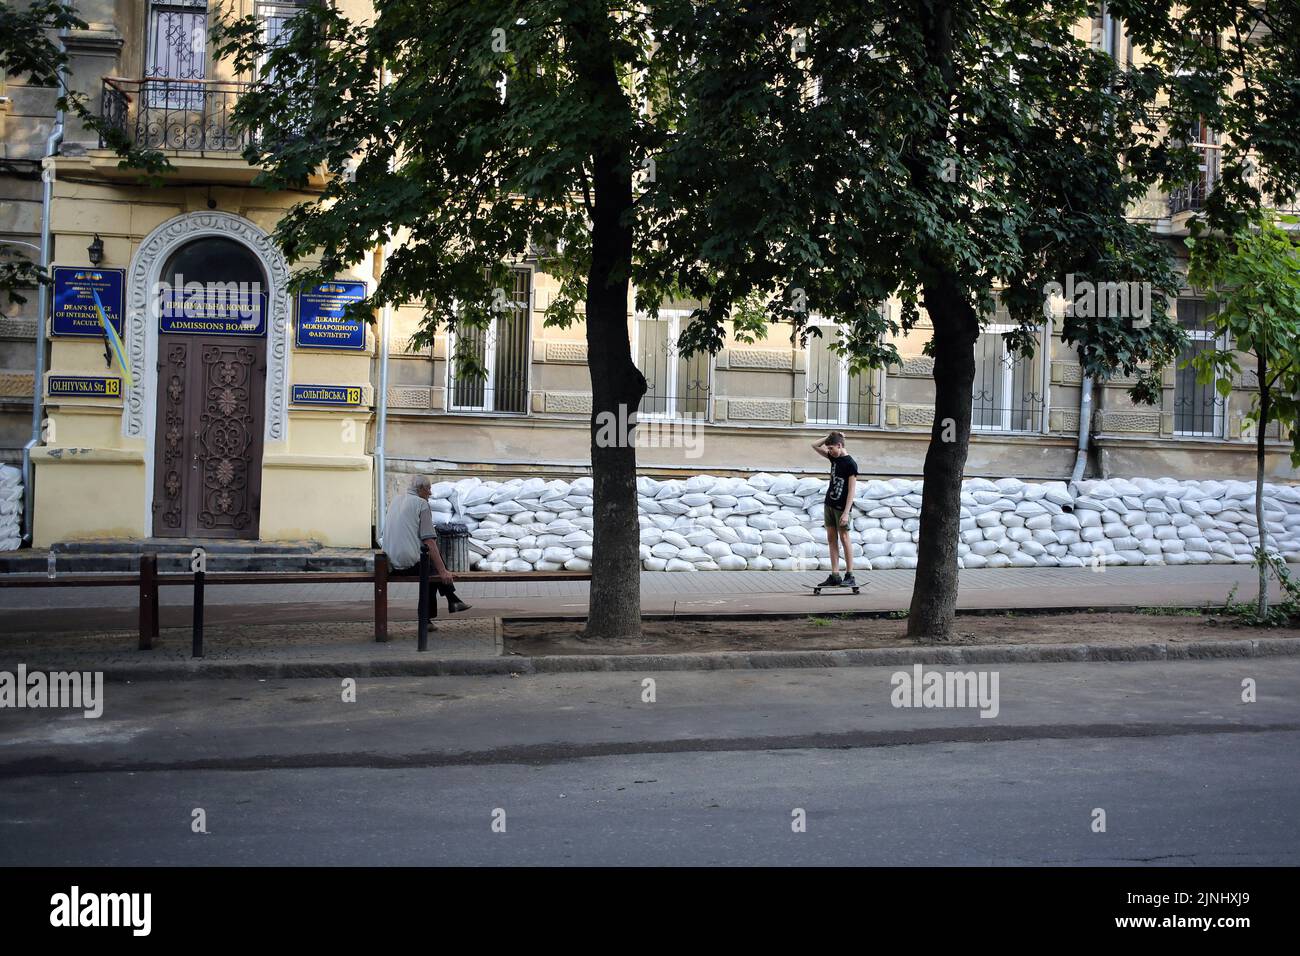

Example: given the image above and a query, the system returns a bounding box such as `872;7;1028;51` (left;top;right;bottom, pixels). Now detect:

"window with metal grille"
1169;117;1220;215
446;269;531;414
635;310;711;420
1173;298;1225;437
971;320;1046;433
255;1;312;138
145;0;208;112
803;320;880;426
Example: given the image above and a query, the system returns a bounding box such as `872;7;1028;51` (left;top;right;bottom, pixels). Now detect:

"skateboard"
808;582;860;596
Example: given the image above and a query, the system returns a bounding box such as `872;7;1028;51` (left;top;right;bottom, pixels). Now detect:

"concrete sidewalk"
0;564;1291;681
0;563;1272;629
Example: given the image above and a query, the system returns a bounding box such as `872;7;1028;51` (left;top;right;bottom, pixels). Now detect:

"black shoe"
841;573;857;587
447;598;472;614
817;573;843;587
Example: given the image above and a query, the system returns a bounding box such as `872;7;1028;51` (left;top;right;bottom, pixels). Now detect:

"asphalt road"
2;659;1298;865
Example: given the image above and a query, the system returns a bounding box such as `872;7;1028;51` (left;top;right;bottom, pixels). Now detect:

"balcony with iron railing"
100;77;255;156
1169;143;1299;218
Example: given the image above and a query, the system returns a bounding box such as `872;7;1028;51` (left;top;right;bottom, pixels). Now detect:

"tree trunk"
1256;356;1269;619
908;273;980;640
575;15;645;640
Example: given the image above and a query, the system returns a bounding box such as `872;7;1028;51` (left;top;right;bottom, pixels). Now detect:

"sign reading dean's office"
295;281;368;351
50;267;125;338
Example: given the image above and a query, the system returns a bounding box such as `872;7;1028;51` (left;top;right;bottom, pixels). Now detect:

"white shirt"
381;490;438;570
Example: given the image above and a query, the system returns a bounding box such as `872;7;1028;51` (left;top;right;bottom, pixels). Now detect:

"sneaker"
841;573;857;587
817;573;843;587
447;598;472;614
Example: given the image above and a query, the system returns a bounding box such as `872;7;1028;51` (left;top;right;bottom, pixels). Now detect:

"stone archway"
123;211;291;537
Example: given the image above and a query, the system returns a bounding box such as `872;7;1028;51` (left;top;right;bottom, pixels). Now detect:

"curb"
33;636;1300;682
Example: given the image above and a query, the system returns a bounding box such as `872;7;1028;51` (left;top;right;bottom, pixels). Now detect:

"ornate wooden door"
154;335;266;538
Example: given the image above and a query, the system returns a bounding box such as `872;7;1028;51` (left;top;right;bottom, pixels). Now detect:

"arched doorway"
151;236;267;538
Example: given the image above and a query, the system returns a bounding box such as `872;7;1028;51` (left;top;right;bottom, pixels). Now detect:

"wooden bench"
0;550;590;655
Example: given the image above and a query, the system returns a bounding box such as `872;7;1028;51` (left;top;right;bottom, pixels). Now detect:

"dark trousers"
424;580;460;619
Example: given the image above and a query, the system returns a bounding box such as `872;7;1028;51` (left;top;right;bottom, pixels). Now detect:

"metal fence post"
192;568;205;659
417;545;430;652
138;553;157;651
374;552;389;643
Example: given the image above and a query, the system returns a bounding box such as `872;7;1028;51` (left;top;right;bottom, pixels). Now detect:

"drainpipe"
21;15;70;545
1073;6;1121;485
374;295;391;545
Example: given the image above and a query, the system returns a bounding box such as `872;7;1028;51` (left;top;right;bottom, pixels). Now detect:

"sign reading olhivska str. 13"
51;267;125;338
296;281;368;350
48;376;121;398
291;384;364;406
158;289;268;336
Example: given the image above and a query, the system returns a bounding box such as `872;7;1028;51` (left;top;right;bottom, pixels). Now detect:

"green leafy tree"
215;0;844;639
1187;214;1300;619
1128;0;1300;620
213;0;1297;641
651;0;1192;638
1;0;169;303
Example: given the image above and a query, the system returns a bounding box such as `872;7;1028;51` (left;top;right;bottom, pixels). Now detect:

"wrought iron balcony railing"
100;77;255;155
1169;144;1220;215
1168;144;1299;217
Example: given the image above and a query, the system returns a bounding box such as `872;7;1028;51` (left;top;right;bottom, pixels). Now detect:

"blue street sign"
47;375;122;398
291;384;365;406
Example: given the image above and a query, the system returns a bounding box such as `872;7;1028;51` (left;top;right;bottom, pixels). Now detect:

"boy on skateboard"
812;431;859;587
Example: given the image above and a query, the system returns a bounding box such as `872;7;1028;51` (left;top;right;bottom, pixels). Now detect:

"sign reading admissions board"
291;384;364;407
295;281;368;350
50;267;125;338
47;375;121;398
158;289;268;336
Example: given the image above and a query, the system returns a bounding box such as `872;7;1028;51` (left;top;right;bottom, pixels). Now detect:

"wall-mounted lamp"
87;234;104;266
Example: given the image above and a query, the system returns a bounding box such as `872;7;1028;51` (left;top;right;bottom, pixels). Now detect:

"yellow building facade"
3;2;1297;553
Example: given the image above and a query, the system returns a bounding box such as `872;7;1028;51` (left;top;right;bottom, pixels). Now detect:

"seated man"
381;475;470;620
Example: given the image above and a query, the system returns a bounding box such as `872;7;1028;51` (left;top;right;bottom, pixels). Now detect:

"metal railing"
1168;143;1299;216
1169;147;1219;215
971;326;1046;433
446;270;532;414
100;77;255;154
1173;299;1226;437
636;314;712;420
804;332;881;426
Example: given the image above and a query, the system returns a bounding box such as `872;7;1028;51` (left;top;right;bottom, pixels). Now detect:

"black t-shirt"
825;454;859;510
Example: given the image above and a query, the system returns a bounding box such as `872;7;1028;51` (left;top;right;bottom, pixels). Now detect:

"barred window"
145;1;208;111
803;320;880;426
971;321;1046;433
1173;298;1225;437
635;309;711;420
446;269;531;414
